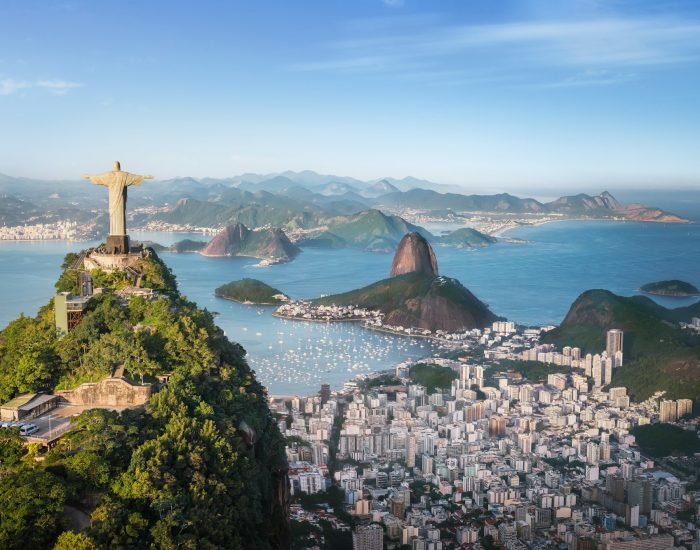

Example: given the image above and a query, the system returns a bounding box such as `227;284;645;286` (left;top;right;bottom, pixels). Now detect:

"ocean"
1;220;698;394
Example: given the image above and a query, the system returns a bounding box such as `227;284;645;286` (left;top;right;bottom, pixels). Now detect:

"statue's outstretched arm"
125;174;154;187
82;174;110;186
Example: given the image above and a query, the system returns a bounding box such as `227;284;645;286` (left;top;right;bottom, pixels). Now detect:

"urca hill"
543;289;700;403
315;232;497;332
0;248;289;549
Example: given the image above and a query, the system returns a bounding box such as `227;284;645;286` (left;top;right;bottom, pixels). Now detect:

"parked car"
19;423;38;436
2;421;24;429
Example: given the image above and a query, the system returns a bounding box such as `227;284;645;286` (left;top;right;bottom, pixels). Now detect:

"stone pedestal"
105;235;130;254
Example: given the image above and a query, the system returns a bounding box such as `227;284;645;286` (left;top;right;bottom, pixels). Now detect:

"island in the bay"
215;278;288;304
639;279;700;297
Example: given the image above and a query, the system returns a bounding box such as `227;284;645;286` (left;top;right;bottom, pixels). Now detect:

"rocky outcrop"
201;223;249;256
390;232;438;278
201;223;300;263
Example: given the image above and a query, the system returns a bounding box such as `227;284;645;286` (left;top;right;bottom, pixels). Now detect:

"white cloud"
36;79;82;94
0;78;31;96
291;14;700;86
0;77;81;96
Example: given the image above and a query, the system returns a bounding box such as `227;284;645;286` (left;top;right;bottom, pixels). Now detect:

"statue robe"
86;171;148;236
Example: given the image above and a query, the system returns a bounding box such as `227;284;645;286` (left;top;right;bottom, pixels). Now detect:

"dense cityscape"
271;323;700;549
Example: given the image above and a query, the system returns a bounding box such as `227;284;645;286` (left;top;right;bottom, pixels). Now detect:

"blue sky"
0;0;699;191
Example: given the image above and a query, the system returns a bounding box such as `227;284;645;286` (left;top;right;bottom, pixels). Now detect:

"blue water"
1;221;698;394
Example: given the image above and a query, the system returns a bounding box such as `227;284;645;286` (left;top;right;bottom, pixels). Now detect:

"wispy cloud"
36;79;82;94
289;14;700;87
0;78;31;96
0;77;81;96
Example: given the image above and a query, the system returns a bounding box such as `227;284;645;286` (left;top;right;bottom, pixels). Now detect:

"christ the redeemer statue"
83;161;153;254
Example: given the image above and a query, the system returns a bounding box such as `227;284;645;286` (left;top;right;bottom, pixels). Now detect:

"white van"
19;424;38;436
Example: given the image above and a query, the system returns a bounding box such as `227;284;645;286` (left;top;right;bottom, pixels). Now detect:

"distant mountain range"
0;170;686;236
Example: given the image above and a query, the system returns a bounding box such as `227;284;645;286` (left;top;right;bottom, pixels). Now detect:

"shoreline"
490;216;692;238
638;290;700;298
214;293;284;306
489;217;587;238
272;311;468;346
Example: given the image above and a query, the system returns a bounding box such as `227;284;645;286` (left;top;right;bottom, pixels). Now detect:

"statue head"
112;161;121;171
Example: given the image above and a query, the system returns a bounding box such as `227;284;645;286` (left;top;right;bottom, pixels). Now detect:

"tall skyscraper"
406;435;416;468
606;329;624;356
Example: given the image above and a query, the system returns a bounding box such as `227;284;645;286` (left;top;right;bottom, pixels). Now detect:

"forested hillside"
0;250;289;549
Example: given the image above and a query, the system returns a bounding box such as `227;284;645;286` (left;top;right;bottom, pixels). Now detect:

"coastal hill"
546;191;621;214
201;222;300;263
315;233;497;332
321;209;431;252
215;278;288;304
640;279;700;297
543;289;700;402
437;227;497;248
169;238;207;253
0;249;289;547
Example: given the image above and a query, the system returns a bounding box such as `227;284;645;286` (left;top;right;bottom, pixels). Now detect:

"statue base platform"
105;235;130;255
83;236;146;272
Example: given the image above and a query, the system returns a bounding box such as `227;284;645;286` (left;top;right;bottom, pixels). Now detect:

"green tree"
0;469;67;549
0;312;59;401
53;531;97;550
89;495;151;549
163;314;215;375
0;429;26;467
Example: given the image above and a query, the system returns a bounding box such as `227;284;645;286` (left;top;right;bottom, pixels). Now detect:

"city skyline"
1;0;699;189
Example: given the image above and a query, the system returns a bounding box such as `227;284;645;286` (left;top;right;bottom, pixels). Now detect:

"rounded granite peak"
390;232;438;278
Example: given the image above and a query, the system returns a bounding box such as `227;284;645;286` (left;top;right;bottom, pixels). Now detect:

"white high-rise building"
299;471;325;494
677;399;693;418
586;442;600;465
406;435;416;468
660;400;678;422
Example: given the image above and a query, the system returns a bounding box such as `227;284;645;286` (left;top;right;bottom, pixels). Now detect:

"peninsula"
275;232;497;333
